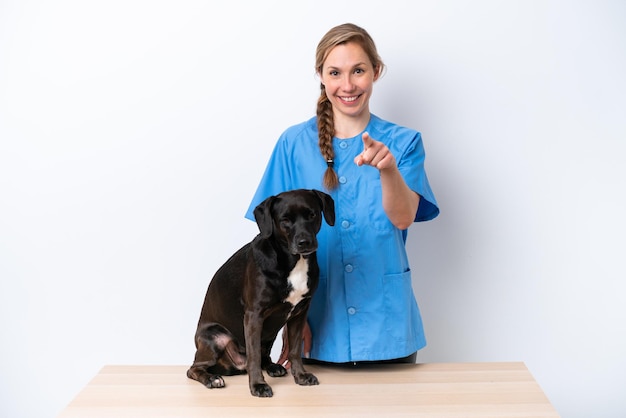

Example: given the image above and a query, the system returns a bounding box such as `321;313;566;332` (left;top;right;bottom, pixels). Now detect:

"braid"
317;86;339;190
315;23;382;191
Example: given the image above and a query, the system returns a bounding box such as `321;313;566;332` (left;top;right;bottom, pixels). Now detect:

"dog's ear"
312;190;336;226
253;196;276;238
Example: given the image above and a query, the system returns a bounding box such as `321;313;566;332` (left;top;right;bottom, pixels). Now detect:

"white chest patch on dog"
285;256;309;307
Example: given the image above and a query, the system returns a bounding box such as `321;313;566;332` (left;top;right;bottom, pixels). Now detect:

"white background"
1;1;625;417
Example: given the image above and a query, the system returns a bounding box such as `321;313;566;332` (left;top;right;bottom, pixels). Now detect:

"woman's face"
319;42;379;121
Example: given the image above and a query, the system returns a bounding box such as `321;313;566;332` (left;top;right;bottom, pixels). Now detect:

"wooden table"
57;362;560;417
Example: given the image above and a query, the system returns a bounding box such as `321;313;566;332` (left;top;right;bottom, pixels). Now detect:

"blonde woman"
246;23;439;365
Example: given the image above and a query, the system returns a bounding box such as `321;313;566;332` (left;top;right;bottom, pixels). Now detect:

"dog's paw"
205;375;226;389
294;372;319;386
266;363;288;377
251;383;273;397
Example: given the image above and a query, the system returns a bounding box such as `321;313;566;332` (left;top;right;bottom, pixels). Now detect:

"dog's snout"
292;233;317;255
297;237;312;249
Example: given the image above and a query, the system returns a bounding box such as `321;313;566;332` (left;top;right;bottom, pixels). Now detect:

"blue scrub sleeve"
397;132;439;222
245;136;293;221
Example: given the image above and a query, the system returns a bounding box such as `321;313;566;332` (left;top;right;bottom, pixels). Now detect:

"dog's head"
253;189;335;255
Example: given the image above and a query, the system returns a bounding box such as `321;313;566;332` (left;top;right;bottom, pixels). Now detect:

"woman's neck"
333;111;371;139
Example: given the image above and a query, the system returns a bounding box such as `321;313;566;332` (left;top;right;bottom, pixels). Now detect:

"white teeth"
342;96;358;102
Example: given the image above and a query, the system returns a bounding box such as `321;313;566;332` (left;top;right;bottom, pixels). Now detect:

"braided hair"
315;23;384;190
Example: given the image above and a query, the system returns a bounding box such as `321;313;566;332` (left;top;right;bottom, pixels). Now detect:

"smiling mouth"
340;95;360;103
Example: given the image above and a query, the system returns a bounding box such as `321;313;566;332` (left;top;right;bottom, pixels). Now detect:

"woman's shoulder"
279;116;318;141
369;114;421;142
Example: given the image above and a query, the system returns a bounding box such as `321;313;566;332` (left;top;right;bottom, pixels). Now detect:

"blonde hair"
315;23;385;190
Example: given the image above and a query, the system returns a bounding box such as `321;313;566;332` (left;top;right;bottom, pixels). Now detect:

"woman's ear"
373;64;381;81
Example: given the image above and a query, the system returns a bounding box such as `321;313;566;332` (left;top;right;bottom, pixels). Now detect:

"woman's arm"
354;132;420;230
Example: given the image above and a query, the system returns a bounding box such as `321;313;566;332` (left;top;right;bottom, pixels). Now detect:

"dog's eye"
308;211;317;220
279;218;292;229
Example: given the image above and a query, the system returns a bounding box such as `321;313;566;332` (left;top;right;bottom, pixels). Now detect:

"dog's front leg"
286;312;319;386
244;309;273;397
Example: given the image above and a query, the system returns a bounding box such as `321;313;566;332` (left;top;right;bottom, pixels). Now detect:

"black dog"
187;189;335;397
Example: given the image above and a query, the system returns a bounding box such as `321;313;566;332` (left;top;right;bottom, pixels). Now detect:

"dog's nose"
294;236;317;254
297;238;312;249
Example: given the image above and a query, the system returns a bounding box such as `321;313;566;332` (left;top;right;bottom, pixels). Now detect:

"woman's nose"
341;74;355;91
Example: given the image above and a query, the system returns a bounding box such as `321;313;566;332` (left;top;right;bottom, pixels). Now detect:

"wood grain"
58;362;560;417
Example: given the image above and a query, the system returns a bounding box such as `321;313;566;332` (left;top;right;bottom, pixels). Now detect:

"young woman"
245;23;439;365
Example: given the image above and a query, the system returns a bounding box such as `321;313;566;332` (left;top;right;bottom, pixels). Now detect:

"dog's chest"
284;256;309;307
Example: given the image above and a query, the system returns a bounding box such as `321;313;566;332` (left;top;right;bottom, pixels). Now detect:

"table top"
57;362;560;417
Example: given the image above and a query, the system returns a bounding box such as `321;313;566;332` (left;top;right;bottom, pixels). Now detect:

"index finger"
361;131;374;148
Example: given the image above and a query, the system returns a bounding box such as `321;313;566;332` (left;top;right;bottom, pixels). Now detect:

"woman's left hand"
354;131;420;229
354;132;396;170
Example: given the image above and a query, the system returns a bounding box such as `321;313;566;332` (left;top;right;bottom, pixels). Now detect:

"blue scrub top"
245;114;439;362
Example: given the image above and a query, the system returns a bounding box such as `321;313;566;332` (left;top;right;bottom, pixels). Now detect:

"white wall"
1;1;624;417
